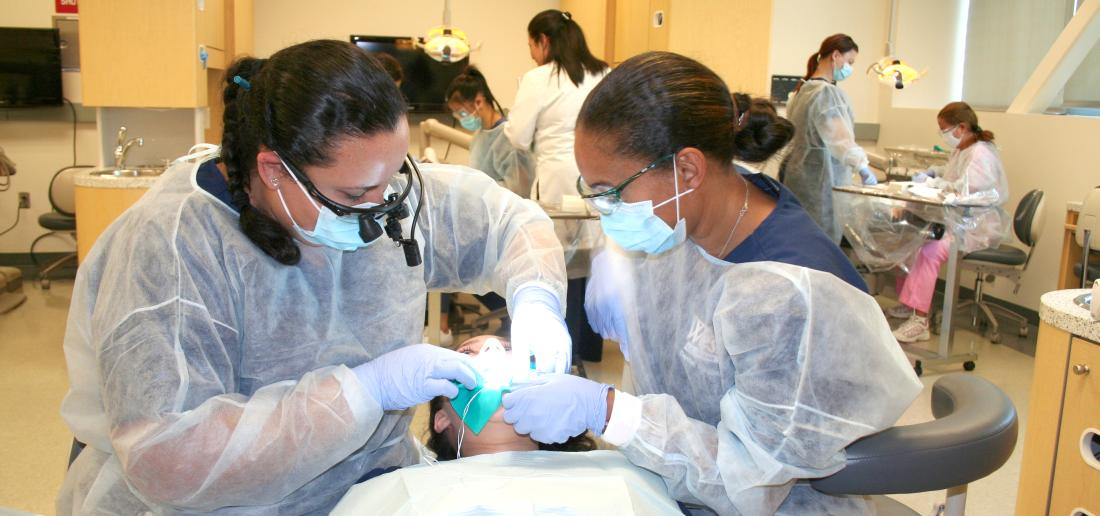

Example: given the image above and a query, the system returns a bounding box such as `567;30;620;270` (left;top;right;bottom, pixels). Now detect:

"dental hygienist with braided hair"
57;39;570;514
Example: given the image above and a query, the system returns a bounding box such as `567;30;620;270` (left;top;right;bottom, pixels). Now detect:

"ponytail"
938;101;995;143
794;33;859;92
528;9;608;87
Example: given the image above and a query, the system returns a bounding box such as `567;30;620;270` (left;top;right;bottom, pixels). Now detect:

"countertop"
1040;289;1100;343
73;170;161;189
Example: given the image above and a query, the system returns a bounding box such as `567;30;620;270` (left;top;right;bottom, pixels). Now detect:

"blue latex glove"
353;344;479;411
510;286;572;374
912;170;935;183
585;251;631;360
859;167;879;185
502;373;611;444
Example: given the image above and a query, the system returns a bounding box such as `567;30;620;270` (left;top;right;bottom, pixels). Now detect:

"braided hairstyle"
220;40;407;265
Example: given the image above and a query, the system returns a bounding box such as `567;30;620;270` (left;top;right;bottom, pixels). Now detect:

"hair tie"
731;97;748;132
233;75;252;90
561;11;572;21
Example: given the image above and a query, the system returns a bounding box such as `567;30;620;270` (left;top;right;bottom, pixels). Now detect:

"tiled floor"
0;279;1036;515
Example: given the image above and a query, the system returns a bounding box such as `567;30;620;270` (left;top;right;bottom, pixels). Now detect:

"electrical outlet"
18;192;29;209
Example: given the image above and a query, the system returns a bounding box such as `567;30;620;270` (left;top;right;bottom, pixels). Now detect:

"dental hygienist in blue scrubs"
500;51;919;515
58;40;571;514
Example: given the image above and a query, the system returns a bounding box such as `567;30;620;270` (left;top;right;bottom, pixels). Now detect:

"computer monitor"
351;35;468;113
0;27;63;107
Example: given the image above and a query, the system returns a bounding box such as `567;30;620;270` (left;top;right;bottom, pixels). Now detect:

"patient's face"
433;336;538;457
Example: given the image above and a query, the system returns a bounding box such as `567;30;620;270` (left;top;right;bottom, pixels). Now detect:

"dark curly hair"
220;40;407;265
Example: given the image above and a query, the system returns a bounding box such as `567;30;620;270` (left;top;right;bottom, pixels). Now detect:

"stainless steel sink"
90;166;165;177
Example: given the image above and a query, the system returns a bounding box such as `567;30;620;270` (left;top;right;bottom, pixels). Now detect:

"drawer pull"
1082;429;1100;473
1072;364;1091;376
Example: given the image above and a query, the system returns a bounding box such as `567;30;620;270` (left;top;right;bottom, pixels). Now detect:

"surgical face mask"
833;61;853;82
275;172;390;251
599;158;694;254
458;111;482;131
941;125;961;148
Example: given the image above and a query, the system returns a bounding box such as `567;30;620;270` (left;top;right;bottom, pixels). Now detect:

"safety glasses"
576;152;676;215
276;152;416;244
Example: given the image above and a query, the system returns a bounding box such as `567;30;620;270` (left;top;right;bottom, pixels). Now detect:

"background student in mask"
781;33;877;243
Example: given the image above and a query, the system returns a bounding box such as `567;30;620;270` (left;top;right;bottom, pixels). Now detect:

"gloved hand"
353;344;479;411
502;373;611;443
510;286;572;374
585;250;632;360
912;170;934;183
859;167;878;185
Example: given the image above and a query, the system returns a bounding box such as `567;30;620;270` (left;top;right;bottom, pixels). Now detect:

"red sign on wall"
55;0;78;14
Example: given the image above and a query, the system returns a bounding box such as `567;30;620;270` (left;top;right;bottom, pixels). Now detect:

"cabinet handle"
1073;363;1091;375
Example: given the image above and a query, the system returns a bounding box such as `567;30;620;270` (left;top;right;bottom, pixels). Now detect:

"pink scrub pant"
896;236;953;314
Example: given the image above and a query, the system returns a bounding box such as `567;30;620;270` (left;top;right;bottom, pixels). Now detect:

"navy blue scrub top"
724;170;868;292
196;159;238;211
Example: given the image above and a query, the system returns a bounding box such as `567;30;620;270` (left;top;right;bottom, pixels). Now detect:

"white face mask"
941;125;961;148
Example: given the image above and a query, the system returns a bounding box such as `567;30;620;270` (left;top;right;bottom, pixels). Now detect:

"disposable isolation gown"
331;450;684;515
781;79;869;243
58;157;566;514
469;121;535;198
835;141;1010;271
590;242;922;514
505;64;607;278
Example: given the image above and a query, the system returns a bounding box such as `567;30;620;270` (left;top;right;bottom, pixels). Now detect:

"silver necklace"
718;174;751;257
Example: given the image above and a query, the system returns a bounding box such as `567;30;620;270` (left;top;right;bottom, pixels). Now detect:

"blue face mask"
834;62;853;82
599;159;694;254
275;172;392;251
458;112;482;131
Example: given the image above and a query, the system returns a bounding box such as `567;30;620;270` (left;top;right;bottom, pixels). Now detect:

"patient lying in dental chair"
331;336;687;516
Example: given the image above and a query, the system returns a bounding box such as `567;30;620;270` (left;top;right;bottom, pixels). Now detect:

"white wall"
253;0;558;111
768;0;888;123
0;0;99;255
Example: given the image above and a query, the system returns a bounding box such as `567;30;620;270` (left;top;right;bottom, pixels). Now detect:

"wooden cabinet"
74;185;149;264
1049;337;1100;515
612;0;670;64
79;0;251;109
1017;323;1100;515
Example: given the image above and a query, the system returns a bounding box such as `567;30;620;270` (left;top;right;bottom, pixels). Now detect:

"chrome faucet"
114;126;144;170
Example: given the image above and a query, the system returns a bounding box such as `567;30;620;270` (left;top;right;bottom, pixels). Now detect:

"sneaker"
884;304;914;319
893;315;930;343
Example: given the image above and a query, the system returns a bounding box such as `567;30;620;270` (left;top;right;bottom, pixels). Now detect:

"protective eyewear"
276;152;424;266
576;152;675;215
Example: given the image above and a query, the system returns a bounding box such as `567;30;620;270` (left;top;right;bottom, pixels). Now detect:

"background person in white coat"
505;9;609;363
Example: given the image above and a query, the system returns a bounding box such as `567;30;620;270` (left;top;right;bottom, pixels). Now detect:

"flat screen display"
351;35;468;113
0;27;63;107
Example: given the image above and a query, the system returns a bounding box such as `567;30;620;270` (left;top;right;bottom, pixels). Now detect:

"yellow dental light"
867;57;926;90
417;0;470;63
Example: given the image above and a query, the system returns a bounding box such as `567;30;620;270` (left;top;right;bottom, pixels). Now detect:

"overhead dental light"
867;0;926;89
417;0;470;63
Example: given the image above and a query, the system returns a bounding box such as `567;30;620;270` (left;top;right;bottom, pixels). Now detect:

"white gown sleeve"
503;69;546;152
418;163;567;306
606;267;921;514
92;232;384;510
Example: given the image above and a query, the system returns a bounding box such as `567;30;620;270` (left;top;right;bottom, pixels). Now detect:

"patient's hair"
425;395;597;461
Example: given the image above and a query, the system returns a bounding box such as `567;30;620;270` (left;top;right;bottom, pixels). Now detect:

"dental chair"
810;374;1018;516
